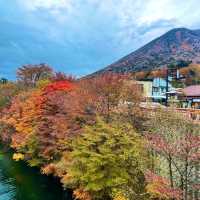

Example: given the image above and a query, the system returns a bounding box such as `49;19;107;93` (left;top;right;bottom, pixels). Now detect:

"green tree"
0;78;8;84
58;118;149;200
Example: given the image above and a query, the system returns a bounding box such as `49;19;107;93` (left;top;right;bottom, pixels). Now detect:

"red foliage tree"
51;72;76;82
43;80;74;94
145;110;200;200
35;80;75;161
145;170;182;200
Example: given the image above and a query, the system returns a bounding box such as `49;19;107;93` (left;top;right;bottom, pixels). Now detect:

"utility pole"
165;67;169;107
165;63;176;107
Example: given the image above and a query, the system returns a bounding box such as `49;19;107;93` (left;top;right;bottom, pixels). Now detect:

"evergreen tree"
59;118;149;200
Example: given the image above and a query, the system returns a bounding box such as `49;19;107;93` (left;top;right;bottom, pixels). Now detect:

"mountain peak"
93;27;200;75
167;27;190;32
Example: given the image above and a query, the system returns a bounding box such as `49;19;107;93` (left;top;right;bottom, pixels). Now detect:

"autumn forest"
0;64;199;200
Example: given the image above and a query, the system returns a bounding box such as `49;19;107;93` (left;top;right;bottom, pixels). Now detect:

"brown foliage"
73;188;92;200
17;64;53;86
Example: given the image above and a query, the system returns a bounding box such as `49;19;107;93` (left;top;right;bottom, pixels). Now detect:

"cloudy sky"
1;0;200;79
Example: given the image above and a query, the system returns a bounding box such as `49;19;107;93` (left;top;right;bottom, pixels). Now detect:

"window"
153;87;159;92
161;87;166;92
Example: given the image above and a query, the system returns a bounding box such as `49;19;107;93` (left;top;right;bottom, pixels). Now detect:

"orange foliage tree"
1;80;75;166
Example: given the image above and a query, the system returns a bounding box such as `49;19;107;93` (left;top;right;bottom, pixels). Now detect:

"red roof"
182;85;200;97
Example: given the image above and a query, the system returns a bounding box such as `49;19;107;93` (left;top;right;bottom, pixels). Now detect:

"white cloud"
18;0;200;28
97;0;200;47
2;0;200;78
20;0;72;10
17;0;200;47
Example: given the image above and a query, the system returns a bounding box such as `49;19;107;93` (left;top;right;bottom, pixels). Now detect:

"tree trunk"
184;158;188;200
194;165;199;200
168;156;174;188
106;96;110;122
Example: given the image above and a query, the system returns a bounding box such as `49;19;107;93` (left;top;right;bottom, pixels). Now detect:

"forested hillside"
0;65;199;200
92;28;200;75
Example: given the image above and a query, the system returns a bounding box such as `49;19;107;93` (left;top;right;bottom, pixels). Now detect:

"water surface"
0;151;72;200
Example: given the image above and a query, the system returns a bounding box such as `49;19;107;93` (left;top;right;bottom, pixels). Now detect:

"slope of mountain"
93;28;200;75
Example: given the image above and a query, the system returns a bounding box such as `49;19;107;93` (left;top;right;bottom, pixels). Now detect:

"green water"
0;151;72;200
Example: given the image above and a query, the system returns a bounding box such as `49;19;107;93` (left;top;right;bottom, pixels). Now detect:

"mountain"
93;28;200;75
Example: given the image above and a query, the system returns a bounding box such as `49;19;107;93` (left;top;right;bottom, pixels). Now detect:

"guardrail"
176;108;200;121
140;106;200;122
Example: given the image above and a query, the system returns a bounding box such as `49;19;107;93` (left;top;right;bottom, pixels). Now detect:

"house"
136;80;153;100
137;77;174;103
179;85;200;109
166;89;183;107
152;77;173;102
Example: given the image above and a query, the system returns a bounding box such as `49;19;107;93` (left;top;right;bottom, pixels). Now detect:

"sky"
1;0;200;79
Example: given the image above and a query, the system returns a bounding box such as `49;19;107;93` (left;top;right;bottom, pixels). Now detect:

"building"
137;80;153;100
152;77;173;102
137;77;174;103
179;85;200;109
166;89;183;107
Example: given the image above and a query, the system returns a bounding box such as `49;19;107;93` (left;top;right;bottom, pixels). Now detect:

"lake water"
0;150;72;200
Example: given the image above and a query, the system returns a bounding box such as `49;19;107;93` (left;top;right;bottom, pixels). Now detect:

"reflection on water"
0;151;72;200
